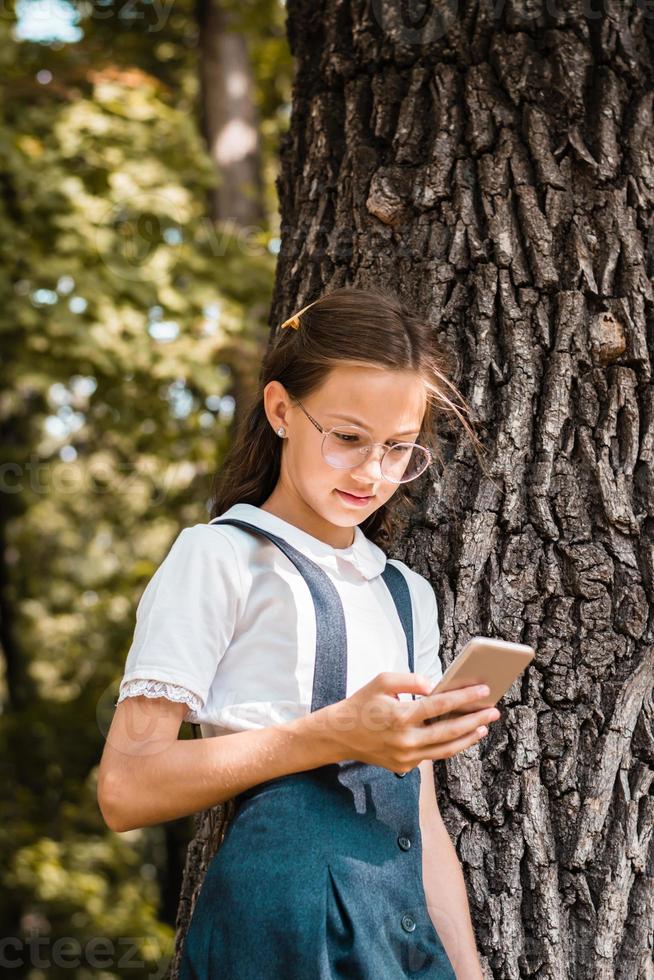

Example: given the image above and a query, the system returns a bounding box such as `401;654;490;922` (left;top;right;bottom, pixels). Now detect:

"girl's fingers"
414;708;492;747
399;683;491;727
373;671;433;697
422;724;488;761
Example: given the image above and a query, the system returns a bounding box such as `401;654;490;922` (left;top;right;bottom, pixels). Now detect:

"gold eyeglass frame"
290;397;432;484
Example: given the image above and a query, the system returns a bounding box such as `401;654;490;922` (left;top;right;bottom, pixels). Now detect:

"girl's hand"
314;672;500;773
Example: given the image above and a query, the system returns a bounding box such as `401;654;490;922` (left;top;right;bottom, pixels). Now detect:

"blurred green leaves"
1;2;292;974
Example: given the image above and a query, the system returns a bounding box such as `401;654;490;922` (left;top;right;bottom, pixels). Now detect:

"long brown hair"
210;286;487;549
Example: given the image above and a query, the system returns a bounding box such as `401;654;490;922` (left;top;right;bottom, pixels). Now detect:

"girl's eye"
335;432;360;443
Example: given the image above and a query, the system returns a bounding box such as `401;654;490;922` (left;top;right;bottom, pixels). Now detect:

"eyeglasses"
291;398;432;484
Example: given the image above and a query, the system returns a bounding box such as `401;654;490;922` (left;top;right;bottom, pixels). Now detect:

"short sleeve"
116;525;242;711
411;574;443;688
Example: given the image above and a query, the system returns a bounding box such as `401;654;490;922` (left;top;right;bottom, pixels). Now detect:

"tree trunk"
195;0;269;456
169;795;236;977
172;3;654;977
170;14;272;966
197;0;267;228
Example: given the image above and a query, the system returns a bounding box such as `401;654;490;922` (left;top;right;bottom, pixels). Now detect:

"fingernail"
478;726;488;736
478;686;490;696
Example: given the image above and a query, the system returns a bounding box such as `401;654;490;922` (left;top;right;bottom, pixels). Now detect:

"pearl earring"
277;426;286;437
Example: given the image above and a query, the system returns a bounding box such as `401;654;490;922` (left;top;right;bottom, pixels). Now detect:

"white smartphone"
422;636;535;725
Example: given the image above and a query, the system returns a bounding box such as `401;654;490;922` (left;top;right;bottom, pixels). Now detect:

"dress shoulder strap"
211;517;348;711
211;517;416;700
380;562;416;703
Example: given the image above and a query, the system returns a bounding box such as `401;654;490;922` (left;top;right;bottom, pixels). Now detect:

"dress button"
401;914;416;933
398;836;411;851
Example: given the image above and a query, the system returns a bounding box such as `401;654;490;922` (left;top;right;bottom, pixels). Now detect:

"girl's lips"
336;489;374;506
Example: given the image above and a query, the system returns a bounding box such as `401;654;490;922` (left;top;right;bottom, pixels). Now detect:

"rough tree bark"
171;2;654;978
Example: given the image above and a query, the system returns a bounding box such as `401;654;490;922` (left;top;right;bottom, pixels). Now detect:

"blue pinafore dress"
179;518;457;979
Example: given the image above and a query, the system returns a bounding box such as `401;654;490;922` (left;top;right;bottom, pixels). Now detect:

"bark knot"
590;311;626;364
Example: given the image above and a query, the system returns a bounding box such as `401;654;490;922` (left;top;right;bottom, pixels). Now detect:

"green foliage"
1;2;292;974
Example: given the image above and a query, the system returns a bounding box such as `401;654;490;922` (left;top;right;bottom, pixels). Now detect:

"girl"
98;286;499;979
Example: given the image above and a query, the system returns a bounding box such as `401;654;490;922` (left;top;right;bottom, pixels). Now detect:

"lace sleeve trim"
116;679;203;724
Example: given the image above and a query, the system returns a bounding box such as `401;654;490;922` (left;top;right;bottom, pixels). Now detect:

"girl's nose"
351;449;385;482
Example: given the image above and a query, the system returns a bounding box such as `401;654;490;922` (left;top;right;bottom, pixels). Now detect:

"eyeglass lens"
323;427;429;482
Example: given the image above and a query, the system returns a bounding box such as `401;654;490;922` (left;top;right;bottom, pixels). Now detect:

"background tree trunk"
172;3;654;977
197;0;267;227
196;0;271;442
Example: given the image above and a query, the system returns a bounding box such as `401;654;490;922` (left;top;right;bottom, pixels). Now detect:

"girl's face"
262;362;427;546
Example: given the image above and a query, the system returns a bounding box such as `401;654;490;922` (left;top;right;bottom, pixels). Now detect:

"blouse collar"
213;503;387;581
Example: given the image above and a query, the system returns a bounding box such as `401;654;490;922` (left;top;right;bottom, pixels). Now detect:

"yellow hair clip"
280;298;319;330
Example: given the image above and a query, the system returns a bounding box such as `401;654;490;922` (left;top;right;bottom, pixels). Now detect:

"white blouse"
116;503;443;738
